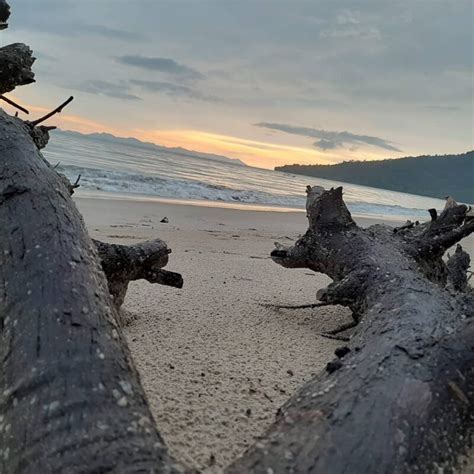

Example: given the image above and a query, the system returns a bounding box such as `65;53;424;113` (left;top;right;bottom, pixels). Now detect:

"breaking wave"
57;163;436;219
43;130;447;220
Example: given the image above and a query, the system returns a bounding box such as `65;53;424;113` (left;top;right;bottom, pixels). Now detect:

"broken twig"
72;174;81;188
0;94;29;114
30;95;73;126
261;302;331;310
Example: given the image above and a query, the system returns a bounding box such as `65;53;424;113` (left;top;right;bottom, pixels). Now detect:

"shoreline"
75;191;422;222
76;195;473;258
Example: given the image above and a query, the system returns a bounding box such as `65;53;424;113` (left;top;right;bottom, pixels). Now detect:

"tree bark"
0;43;35;94
0;0;10;29
0;7;187;470
227;186;474;474
0;109;185;473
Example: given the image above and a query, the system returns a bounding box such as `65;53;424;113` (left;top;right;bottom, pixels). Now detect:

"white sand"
77;196;473;473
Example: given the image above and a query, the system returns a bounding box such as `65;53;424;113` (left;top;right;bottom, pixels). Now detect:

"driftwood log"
228;186;474;473
0;4;184;471
1;1;474;472
94;239;183;309
0;108;185;473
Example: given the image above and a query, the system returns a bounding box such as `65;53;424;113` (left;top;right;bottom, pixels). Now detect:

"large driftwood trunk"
0;110;184;473
0;4;187;471
228;187;474;473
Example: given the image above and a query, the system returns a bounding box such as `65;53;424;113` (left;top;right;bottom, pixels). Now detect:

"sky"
2;0;473;169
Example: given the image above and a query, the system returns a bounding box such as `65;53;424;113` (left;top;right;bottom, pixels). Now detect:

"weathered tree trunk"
228;186;474;474
0;4;188;471
0;109;186;473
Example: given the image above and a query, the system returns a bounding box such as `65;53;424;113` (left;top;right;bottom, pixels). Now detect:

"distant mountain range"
55;129;247;167
275;151;474;203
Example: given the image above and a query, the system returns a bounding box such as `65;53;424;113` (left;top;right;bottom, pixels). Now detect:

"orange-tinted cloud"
132;129;359;168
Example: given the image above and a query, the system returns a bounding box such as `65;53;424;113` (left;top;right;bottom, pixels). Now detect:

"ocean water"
42;130;448;220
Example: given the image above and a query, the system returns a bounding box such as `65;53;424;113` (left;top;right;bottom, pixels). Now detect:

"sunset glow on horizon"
132;129;357;168
7;96;405;169
2;1;471;170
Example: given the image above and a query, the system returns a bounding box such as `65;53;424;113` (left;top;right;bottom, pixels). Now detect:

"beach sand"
77;196;473;473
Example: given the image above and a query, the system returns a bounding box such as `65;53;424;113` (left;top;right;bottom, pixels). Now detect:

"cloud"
71;80;141;101
8;1;471;160
33;50;58;62
130;79;219;102
117;55;204;80
15;20;144;41
81;24;145;41
319;8;381;40
421;105;461;112
320;26;380;40
255;122;401;152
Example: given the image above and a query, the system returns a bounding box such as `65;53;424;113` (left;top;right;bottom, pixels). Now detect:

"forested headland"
275;151;474;203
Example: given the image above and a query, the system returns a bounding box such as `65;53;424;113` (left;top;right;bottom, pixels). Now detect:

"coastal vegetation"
276;151;474;203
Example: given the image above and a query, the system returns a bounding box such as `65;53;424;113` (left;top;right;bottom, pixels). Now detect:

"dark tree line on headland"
275;151;474;203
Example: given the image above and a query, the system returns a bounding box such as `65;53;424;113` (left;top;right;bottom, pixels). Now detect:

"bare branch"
427;220;474;255
93;239;182;309
58;173;81;196
261;302;332;310
428;208;438;221
72;174;81;189
0;95;29;114
142;268;183;289
393;220;414;233
29;95;73;126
